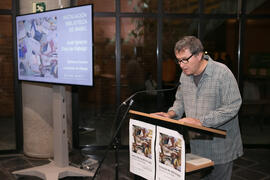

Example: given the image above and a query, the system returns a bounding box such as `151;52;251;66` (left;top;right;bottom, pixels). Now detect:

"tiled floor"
0;147;270;180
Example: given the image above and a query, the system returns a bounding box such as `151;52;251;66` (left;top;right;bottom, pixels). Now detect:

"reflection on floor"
0;148;270;179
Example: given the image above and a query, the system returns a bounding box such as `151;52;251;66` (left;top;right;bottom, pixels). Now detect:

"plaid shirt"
169;55;243;164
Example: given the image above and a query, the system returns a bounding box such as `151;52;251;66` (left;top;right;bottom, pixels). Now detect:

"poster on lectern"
129;119;156;180
156;126;185;180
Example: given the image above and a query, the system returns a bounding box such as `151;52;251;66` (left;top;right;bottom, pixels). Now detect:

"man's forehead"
175;48;190;55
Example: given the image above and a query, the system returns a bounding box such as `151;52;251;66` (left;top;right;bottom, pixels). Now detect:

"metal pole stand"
13;85;94;180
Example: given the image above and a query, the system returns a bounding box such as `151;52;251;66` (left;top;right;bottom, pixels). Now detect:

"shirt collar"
202;55;214;77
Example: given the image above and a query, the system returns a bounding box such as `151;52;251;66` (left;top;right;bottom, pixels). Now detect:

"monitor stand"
13;85;94;179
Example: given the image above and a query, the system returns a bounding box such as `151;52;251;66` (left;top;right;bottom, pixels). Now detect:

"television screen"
16;5;93;86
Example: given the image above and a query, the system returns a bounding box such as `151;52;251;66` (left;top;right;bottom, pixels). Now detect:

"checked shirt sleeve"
168;83;185;119
200;69;242;128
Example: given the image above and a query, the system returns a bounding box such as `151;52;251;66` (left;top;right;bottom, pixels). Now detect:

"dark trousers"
201;161;233;180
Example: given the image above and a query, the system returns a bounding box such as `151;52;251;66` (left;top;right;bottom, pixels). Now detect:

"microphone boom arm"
122;82;180;105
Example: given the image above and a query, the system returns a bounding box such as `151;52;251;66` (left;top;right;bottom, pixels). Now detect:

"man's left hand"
179;117;202;126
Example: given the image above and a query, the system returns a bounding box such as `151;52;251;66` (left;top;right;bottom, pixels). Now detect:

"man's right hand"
151;110;176;118
151;112;170;118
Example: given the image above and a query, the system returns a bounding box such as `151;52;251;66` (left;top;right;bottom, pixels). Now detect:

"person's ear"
196;52;203;60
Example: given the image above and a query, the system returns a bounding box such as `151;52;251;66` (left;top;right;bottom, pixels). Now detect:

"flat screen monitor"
16;5;93;86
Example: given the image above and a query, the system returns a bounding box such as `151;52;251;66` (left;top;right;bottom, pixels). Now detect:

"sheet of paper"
129;119;156;180
186;153;212;166
156;126;185;180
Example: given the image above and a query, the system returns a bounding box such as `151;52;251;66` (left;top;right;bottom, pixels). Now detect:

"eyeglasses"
175;53;194;64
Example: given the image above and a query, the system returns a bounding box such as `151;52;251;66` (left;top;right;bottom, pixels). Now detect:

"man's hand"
151;112;171;118
151;110;176;118
179;117;202;126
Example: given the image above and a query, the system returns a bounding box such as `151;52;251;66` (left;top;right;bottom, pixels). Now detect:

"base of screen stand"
12;160;94;180
12;86;93;180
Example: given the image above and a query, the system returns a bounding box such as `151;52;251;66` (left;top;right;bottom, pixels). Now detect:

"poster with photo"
156;126;185;180
129;119;156;180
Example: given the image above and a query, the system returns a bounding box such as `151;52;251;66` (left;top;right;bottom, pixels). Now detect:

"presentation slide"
16;5;93;86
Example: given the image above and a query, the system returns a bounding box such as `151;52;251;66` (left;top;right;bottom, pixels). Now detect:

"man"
154;36;243;180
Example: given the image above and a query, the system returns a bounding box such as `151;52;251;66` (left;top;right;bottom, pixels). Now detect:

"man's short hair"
174;36;204;55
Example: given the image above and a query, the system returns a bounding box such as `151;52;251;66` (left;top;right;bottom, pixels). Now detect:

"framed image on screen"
16;4;94;86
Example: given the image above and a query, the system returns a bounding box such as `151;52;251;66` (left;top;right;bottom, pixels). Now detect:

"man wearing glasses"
154;36;243;180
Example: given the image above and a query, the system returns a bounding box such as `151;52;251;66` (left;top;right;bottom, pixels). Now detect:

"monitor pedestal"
13;85;94;179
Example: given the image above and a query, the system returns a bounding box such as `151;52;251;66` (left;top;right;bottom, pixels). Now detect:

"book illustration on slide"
18;17;58;78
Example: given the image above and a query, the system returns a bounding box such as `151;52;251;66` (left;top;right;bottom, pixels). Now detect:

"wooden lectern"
129;110;226;173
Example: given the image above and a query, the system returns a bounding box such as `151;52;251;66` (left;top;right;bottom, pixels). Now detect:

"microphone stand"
92;99;134;180
92;82;180;179
114;99;134;180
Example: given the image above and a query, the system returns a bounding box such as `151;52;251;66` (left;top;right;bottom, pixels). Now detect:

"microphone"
122;82;181;106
